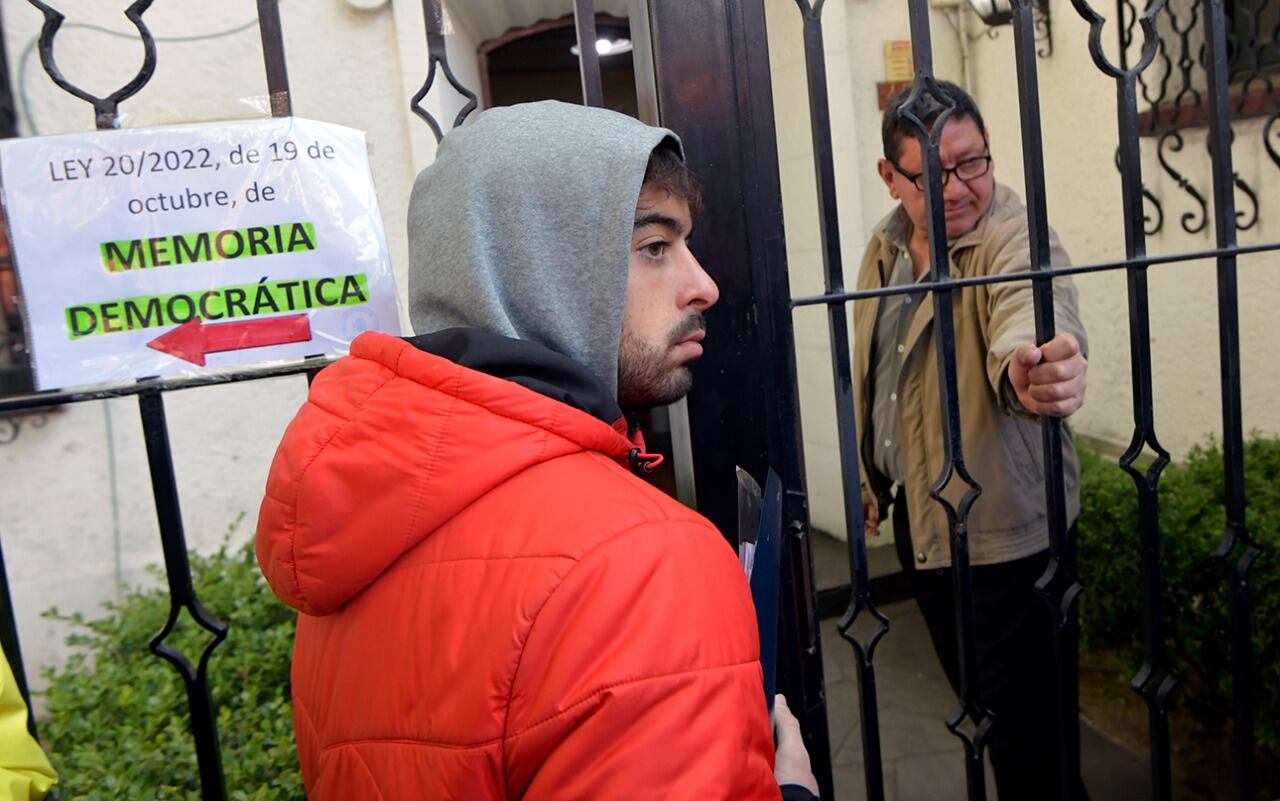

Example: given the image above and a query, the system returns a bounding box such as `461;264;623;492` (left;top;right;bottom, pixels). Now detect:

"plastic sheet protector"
0;117;401;390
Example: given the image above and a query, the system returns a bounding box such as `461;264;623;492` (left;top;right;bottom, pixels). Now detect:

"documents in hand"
736;466;783;713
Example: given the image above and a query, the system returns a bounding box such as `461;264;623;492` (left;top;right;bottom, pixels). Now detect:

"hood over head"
407;100;682;397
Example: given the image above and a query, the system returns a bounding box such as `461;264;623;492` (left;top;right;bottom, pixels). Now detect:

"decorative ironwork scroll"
25;0;156;130
1116;0;1277;234
978;0;1055;58
1035;0;1055;57
0;409;46;445
410;0;478;143
1156;130;1208;234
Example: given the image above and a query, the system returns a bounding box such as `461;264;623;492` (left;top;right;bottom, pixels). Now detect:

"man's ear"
877;159;899;199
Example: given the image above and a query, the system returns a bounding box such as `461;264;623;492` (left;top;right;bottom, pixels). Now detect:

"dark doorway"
479;14;638;116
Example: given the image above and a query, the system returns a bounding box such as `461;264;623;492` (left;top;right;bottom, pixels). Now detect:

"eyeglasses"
892;154;992;192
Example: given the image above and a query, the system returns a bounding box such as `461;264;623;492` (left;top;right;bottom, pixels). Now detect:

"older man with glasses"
851;81;1091;799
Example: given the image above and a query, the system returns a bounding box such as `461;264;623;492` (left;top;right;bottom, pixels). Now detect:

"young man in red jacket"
256;101;819;799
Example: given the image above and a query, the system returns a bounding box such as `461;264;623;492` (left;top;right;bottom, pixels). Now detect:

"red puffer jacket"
256;330;778;800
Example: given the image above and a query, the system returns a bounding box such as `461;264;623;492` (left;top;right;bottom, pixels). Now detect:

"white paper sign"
0;117;401;390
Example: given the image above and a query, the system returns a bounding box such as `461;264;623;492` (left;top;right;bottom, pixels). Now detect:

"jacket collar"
406;328;625;428
404;329;662;474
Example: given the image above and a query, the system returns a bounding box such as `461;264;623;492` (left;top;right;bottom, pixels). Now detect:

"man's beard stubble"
616;313;706;410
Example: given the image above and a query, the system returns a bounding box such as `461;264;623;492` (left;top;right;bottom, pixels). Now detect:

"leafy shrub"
1077;434;1280;753
38;533;303;801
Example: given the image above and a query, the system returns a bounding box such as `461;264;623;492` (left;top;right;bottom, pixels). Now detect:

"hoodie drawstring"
628;448;665;475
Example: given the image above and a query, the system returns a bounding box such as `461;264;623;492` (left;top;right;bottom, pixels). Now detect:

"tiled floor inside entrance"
812;533;1190;800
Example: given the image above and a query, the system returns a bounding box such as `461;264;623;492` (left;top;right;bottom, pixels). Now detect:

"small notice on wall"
0;117;400;390
884;41;914;82
878;41;915;110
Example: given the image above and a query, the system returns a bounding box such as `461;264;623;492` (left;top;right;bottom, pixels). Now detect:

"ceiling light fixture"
570;37;634;57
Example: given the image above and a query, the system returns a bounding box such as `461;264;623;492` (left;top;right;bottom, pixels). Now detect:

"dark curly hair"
882;80;987;163
642;142;704;217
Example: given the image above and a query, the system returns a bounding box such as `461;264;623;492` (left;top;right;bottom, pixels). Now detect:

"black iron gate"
0;0;1275;800
644;1;1276;800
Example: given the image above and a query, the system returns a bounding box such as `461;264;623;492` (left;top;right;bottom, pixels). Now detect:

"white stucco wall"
0;0;487;695
768;0;1278;540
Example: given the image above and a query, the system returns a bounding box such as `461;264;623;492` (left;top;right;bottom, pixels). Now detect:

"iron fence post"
138;392;229;801
255;0;292;118
1202;1;1260;798
902;3;992;796
1009;3;1082;798
790;2;890;799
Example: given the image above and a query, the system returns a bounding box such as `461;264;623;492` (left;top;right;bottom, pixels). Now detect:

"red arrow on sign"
147;314;312;366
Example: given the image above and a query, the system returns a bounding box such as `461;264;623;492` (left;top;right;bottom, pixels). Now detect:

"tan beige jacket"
853;184;1086;568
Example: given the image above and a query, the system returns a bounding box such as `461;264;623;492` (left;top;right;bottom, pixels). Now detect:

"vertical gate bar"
573;0;605;108
1009;5;1080;799
792;3;888;799
1120;93;1178;800
1117;54;1180;801
255;0;293;118
138;392;228;801
0;533;36;739
629;0;659;120
1201;1;1258;798
904;2;990;798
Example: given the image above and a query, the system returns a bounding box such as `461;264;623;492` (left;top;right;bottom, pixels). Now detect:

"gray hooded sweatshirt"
407;100;682;397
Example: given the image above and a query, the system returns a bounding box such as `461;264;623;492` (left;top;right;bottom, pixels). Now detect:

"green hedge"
1078;434;1280;752
39;534;303;801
